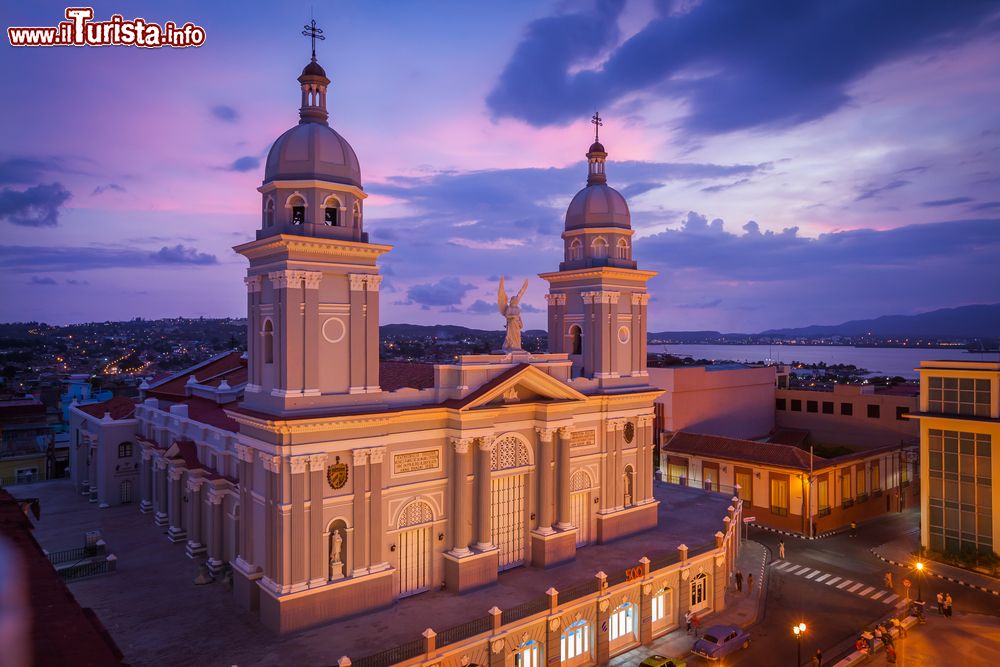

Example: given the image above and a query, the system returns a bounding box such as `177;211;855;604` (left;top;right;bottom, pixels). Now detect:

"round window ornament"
624;421;635;444
322;317;346;344
618;326;630;344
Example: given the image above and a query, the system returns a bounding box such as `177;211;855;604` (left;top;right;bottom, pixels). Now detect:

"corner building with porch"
222;52;663;633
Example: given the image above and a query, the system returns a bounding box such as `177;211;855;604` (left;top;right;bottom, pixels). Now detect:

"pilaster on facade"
450;437;473;454
351;449;369;467
544;293;566;306
235;443;257;464
368;446;386;464
268;269;322;290
307;453;328;471
364;275;383;291
244;275;263;293
290;455;310;474
259;453;282;473
630;292;650;305
348;273;368;291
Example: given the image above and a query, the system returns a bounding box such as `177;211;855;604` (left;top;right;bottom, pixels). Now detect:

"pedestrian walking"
891;616;907;638
850;520;857;537
936;592;944;614
735;570;743;592
884;571;893;589
747;572;754;593
691;613;702;638
685;609;693;634
886;644;897;665
879;623;893;648
812;648;823;667
945;593;953;618
778;540;785;559
873;625;883;649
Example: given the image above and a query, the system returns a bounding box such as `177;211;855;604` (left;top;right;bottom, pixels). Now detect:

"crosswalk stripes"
769;561;903;606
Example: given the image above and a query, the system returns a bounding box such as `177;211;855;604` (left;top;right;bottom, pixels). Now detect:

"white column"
534;428;556;535
475;436;496;550
450;438;473;556
556;427;573;529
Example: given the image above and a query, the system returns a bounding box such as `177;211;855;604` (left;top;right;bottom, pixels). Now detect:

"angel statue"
498;276;529;351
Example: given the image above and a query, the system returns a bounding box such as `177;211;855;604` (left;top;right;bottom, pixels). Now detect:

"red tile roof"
0;489;124;666
0;399;46;421
380;361;435;391
183;396;239;433
75;396;138;420
664;431;817;471
767;428;810;447
146;351;247;399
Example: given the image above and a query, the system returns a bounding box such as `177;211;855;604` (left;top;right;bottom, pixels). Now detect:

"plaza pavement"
19;478;734;667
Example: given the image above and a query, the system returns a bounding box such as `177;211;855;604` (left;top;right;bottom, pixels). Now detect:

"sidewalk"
609;539;769;665
871;531;1000;598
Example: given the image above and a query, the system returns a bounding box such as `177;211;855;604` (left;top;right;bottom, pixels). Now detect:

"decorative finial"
591;111;603;143
302;18;325;62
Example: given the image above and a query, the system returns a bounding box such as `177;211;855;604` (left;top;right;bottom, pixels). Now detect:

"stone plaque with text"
571;430;595;448
393;449;440;475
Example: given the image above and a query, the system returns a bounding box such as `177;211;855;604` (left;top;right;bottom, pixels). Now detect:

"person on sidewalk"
691;613;702;638
944;593;953;618
747;572;754;593
873;625;883;649
891;616;907;638
886;644;897;665
778;540;785;559
850;520;857;537
884;571;893;589
878;623;893;648
812;648;823;666
936;592;944;614
685;609;693;634
735;570;743;592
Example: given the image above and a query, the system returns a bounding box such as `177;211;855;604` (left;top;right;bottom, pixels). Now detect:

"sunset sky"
2;1;998;332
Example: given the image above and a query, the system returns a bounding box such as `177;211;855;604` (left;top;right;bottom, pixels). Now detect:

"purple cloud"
406;277;476;308
211;105;240;123
227;156;260;172
0;183;71;226
0;244;218;271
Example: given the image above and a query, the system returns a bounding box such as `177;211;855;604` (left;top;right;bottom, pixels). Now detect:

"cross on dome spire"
302;19;325;62
592;111;602;143
586;112;608;185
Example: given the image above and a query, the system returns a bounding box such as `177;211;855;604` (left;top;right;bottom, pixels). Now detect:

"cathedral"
72;41;662;635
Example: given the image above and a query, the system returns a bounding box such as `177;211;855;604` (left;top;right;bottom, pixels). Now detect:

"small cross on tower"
302;19;325;61
591;111;603;143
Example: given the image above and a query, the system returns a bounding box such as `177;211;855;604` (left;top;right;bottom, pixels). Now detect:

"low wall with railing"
344;498;743;667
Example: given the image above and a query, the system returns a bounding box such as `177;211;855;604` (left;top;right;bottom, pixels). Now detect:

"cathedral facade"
73;46;663;636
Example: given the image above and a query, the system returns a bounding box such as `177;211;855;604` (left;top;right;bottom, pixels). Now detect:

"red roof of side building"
0;490;124;666
75;396;138;420
379;361;435;391
146;350;247;399
183;396;239;432
665;431;817;471
767;428;810;447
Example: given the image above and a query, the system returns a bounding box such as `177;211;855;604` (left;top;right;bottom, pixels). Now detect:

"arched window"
513;639;541;667
592;237;608;259
568;325;582;355
609;602;636;642
691;572;709;611
323;195;341;226
264;199;275;227
118;442;133;458
568;238;583;261
616;238;629;259
651;586;671;625
262;319;274;364
353;202;362;227
560;619;591;664
624;465;635;507
287;194;306;225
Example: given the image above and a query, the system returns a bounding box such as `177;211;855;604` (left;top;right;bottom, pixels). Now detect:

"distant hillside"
380;324;545;339
761;303;1000;338
648;330;726;342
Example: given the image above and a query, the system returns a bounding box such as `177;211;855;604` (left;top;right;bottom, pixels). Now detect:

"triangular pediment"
458;364;586;410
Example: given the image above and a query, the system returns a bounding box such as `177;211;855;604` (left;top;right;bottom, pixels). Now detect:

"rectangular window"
929;375;991;415
817;476;830;515
118;442;133;458
867;404;880;419
806;400;818;413
921;431;992;554
791;399;802;412
841;470;853;507
896;406;909;421
609;604;635;642
822;401;834;414
770;476;789;516
735;471;753;505
776;398;786;411
856;465;867;499
871;461;881;492
841;402;853;416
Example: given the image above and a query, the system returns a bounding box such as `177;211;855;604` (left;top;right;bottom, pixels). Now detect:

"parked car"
639;655;686;667
691;624;750;660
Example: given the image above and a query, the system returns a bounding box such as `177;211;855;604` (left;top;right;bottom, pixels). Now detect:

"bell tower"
540;114;655;380
235;23;389;416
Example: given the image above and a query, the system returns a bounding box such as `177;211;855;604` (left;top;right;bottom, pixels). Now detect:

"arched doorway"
490;434;531;571
570;470;593;546
397;500;434;597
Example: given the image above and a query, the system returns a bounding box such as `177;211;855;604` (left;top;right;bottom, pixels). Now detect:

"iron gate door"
398;525;431;597
571;491;590;546
491;473;526;570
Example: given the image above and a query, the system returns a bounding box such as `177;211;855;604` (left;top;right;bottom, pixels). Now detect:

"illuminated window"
871;461;881;491
690;573;709;611
651;587;671;626
770;476;788;516
514;640;541;667
560;619;590;663
735;471;753;504
609;602;636;642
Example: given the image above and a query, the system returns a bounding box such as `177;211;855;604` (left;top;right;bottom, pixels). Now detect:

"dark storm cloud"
920;197;974;207
0;244;218;272
487;0;997;134
227;156;260;172
211;105;240;123
0;183;72;226
406;277;477;308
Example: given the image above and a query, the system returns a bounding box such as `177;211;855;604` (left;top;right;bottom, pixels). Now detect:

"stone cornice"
450;437;473;454
561;227;635;239
538;267;658;284
268;269;322;290
535;427;556;442
581;290;620;305
631;293;650;305
259;453;282;473
233;234;392;262
544;293;567;306
256;179;368;200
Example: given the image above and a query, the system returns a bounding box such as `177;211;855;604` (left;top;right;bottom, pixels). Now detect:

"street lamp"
793;622;807;666
915;561;924;602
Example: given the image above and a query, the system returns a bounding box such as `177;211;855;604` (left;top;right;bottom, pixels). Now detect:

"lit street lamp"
793;622;807;666
915;561;924;602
